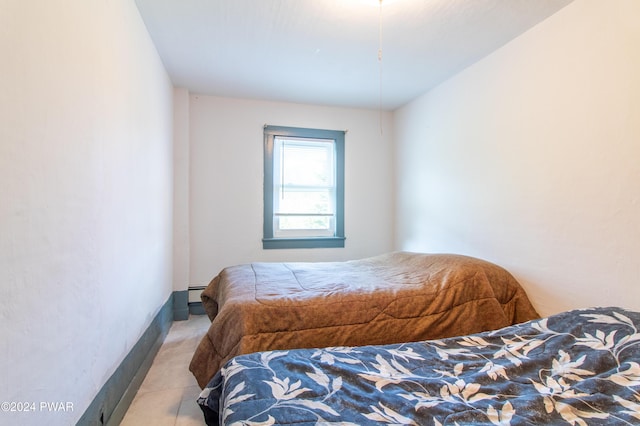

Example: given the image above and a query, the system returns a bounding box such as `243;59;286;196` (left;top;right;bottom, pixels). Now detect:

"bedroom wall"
0;1;173;425
188;95;395;285
394;0;640;317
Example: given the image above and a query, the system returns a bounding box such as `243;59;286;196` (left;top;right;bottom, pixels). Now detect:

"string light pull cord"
378;0;384;135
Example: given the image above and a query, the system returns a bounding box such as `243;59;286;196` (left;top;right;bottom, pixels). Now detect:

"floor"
121;314;211;426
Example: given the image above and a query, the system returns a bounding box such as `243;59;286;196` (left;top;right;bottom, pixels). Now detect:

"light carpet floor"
121;314;210;426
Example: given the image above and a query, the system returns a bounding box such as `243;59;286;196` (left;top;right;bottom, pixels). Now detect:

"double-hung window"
263;125;345;249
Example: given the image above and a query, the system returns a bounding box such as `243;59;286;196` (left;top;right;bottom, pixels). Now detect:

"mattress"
199;306;640;425
189;252;539;388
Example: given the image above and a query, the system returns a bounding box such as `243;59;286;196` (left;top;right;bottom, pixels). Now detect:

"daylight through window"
263;126;345;249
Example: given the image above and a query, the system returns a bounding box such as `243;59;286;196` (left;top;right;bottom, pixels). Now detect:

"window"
263;125;345;249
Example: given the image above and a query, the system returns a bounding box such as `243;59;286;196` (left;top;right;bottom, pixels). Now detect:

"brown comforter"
189;252;539;388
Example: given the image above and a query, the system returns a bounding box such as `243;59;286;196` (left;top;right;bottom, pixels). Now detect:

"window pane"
277;190;332;215
273;137;336;234
278;138;334;187
279;216;331;231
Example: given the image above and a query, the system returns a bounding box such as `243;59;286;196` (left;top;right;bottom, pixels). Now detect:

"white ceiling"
134;0;573;110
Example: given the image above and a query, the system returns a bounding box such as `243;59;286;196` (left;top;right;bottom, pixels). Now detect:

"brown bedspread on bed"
189;252;539;388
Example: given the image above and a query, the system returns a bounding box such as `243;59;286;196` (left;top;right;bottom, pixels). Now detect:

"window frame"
263;125;345;249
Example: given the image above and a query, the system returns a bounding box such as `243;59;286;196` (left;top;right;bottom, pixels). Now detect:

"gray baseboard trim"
189;302;206;315
173;289;189;321
76;293;174;426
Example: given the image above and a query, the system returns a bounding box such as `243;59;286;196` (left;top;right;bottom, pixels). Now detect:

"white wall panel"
188;95;395;285
0;0;173;423
394;0;640;316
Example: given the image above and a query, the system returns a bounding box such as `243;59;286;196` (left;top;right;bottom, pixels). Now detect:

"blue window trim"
263;125;345;249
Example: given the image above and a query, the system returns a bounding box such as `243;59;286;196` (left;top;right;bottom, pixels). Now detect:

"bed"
189;252;539;388
198;306;640;425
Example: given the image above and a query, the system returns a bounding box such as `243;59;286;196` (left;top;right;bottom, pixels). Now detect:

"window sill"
262;237;345;250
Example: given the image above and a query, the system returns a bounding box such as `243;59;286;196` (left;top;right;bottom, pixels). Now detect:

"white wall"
189;95;395;285
394;0;640;317
0;1;173;424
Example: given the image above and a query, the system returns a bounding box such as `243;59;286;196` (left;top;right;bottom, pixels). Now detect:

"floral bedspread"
198;307;640;425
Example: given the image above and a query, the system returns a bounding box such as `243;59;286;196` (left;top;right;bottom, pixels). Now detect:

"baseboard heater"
188;286;207;315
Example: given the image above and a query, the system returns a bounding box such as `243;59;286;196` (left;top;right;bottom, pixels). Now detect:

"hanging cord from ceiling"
378;0;384;135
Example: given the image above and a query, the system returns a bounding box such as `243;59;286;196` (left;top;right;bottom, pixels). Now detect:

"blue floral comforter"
198;307;640;425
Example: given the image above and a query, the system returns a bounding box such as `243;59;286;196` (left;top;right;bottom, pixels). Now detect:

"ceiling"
134;0;573;110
